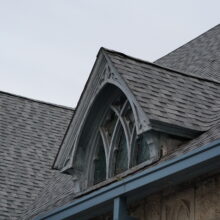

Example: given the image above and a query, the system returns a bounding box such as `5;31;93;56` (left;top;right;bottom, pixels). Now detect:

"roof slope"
104;49;220;132
155;24;220;81
20;26;220;219
20;171;76;220
0;91;73;220
20;122;220;220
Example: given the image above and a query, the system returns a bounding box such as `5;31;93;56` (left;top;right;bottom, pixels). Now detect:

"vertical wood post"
113;197;128;220
113;197;139;220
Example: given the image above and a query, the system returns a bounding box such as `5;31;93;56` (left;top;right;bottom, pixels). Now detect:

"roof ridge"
154;24;220;64
0;90;75;111
101;47;220;85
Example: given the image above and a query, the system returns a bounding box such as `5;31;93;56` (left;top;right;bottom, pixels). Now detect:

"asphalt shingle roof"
20;122;220;220
155;24;220;81
2;25;220;220
0;92;74;220
20;171;76;220
104;48;220;132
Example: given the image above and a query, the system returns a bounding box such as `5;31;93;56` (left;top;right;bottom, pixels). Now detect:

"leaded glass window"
89;91;159;186
70;85;160;190
92;95;131;184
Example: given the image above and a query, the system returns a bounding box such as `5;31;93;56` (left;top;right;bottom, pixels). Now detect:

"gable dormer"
53;49;161;190
53;48;214;192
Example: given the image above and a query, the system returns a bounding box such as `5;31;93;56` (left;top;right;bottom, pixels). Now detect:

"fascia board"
34;138;220;220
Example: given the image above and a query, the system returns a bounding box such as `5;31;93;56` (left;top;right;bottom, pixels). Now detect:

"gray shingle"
104;49;220;132
20;171;76;220
155;24;220;81
20;123;220;220
0;92;74;220
9;25;220;219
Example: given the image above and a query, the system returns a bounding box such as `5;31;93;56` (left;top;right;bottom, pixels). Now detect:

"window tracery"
70;84;159;189
113;124;128;175
89;92;159;185
93;134;106;185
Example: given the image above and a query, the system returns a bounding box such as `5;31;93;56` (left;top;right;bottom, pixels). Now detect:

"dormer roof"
104;48;220;133
53;44;220;171
1;24;220;220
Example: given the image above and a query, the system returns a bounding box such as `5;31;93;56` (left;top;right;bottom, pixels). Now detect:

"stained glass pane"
93;135;106;185
114;126;128;175
135;134;150;164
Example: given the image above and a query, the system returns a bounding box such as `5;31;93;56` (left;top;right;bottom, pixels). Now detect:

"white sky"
0;0;219;107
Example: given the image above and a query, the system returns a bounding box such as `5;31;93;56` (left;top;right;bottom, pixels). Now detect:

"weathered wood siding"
129;174;220;220
91;173;220;220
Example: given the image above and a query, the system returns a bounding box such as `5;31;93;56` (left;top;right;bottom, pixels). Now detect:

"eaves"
34;138;220;220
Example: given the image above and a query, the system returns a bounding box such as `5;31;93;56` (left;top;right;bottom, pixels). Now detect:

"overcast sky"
0;0;219;107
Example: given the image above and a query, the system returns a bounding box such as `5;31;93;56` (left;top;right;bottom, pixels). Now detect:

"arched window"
93;94;131;183
90;90;157;185
73;84;159;187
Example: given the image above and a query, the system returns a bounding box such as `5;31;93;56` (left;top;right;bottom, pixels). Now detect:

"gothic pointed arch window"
88;87;159;186
91;94;131;183
72;83;160;187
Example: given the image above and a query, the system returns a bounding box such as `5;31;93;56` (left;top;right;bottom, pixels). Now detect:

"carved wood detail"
55;50;152;174
162;189;194;220
195;177;220;220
